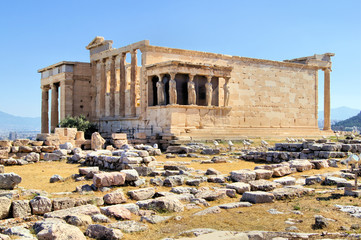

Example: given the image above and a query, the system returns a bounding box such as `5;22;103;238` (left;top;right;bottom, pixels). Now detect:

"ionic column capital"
41;85;50;91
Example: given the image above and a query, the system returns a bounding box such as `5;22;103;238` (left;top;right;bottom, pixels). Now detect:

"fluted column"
90;61;97;120
130;49;137;116
119;53;126;117
50;83;59;132
41;86;49;133
109;56;116;117
323;68;331;130
100;59;106;117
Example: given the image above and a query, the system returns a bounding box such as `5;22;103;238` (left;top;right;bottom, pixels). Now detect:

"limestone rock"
163;175;184;187
0;173;22;189
44;204;100;219
102;205;132;220
12;200;31;218
128;187;155;201
65;214;92;226
230;170;256;183
323;176;347;185
0;165;3;174
272;166;292;177
241;191;274;203
195;190;226;201
108;220;148;233
86;224;123;239
44;153;61;161
4;226;34;239
289;160;313;172
79;167;100;178
24;152;40;162
30;196;52;215
52;197;75;211
313;215;329;229
121;169;139;181
141;215;171;224
254;169;273;180
0;233;10;240
272;186;315;200
59;142;73;150
37;222;86;240
249;180;281;191
103;189;127;205
50;174;64;183
310;159;329;169
93;172;126;188
218;202;252;209
137;197;184;212
226;182;251;194
273;177;296;186
205;168;221;175
91;132;106;150
91;214;110;223
193;206;221;216
305;176;323;185
0;197;11;219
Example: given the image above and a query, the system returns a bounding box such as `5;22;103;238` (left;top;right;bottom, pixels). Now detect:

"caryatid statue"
156;75;165;105
169;73;177;105
205;76;213;106
223;77;230;107
188;74;196;105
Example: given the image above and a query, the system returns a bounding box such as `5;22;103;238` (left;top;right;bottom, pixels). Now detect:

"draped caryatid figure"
169;73;177;105
188;75;196;105
205;76;213;106
156;76;165;105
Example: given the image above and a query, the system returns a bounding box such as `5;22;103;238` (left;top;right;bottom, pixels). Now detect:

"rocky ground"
0;137;360;239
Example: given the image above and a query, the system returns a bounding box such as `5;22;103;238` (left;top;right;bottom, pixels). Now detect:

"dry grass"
2;138;361;239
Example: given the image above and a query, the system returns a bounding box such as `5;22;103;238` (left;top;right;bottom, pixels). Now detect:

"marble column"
90;61;97;120
119;53;126;117
50;83;59;133
223;77;230;107
323;68;331;130
130;49;137;116
100;59;106;117
41;86;49;133
109;56;116;117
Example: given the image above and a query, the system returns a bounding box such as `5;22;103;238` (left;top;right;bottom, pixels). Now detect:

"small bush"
58;115;97;139
293;204;301;211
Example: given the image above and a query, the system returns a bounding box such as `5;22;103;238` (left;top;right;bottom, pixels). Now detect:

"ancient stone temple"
39;36;334;139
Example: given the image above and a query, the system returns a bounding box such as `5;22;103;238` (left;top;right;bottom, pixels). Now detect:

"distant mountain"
318;106;361;122
332;111;361;130
0;111;40;131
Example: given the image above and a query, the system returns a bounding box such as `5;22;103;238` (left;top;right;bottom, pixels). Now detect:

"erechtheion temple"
39;36;334;139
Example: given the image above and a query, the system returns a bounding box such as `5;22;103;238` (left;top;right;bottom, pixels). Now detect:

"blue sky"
0;0;360;117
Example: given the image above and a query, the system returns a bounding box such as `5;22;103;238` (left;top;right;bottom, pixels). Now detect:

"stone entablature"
38;62;91;133
39;37;335;138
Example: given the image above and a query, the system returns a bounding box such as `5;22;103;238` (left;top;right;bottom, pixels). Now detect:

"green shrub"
58;115;97;139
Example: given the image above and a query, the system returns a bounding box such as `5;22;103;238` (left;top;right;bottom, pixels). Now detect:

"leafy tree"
58;115;97;139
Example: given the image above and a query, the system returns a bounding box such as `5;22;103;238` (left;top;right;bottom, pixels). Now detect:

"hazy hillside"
0;111;40;131
332;111;361;130
318;106;360;121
